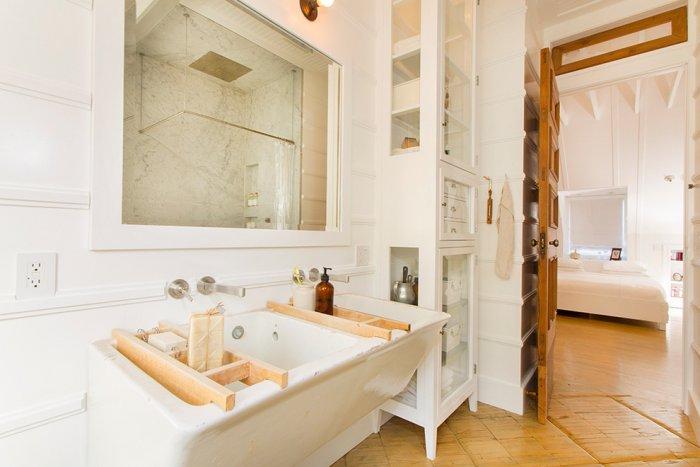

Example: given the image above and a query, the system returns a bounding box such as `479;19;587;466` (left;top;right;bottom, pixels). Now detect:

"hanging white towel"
495;178;515;280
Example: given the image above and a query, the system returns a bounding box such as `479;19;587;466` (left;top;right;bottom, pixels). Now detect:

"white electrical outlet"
15;252;57;299
356;245;370;267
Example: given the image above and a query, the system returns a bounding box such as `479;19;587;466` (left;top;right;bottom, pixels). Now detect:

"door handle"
530;239;538;247
549;239;559;247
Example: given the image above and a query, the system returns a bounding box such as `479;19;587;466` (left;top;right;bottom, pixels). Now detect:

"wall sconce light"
300;0;334;21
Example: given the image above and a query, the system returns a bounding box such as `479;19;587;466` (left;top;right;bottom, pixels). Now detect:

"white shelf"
391;146;420;156
393;34;420;60
444;109;468;132
393;78;420;115
446;56;468;81
392;104;420;134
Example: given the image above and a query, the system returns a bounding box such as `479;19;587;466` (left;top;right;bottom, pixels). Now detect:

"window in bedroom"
566;191;627;260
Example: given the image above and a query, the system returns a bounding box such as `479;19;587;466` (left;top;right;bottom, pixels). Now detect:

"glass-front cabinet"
380;0;478;460
439;247;476;419
391;0;421;156
440;0;476;171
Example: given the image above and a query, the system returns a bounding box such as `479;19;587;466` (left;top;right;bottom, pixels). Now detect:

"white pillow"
558;258;584;271
601;260;647;275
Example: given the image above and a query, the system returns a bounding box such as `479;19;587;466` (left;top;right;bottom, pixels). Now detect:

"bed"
557;259;669;330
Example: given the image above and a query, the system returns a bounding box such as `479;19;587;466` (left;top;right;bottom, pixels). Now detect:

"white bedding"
557;269;669;327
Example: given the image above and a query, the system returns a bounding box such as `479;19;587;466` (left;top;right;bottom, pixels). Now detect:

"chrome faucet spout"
197;276;246;298
329;273;350;283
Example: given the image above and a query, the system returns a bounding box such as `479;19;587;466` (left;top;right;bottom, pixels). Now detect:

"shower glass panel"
122;1;338;230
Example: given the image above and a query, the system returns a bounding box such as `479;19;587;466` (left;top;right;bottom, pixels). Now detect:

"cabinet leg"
424;426;437;460
371;410;381;434
469;394;478;412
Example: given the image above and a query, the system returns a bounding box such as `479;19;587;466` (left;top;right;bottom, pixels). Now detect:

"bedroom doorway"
554;66;687;408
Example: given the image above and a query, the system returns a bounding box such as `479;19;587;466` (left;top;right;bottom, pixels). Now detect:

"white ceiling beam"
587;90;602;120
634;79;642;115
667;68;684;109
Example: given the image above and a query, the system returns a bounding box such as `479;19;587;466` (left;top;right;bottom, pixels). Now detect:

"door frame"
553;37;695;414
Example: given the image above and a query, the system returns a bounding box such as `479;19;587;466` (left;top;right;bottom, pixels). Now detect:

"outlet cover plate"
15;252;57;299
356;245;370;267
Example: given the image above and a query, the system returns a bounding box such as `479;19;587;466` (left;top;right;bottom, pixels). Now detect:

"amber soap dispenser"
315;267;334;315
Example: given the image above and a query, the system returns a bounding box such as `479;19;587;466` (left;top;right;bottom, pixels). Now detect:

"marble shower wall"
122;5;303;229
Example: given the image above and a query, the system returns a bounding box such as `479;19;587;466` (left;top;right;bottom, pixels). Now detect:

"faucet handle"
166;279;193;302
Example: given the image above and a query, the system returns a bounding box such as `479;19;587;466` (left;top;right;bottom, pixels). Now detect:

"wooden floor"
333;310;698;466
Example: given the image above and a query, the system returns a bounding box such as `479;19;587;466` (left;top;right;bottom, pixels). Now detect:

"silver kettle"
392;281;416;305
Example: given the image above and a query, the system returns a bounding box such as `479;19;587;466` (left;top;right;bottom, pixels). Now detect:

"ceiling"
558;68;685;192
533;0;628;28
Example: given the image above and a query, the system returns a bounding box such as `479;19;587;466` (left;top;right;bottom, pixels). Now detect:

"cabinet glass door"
440;0;475;169
440;249;474;401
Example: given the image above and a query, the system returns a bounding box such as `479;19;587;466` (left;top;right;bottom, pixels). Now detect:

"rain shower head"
189;51;252;82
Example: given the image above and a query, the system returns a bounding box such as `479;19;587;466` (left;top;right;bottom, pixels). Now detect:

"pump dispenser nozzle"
321;267;332;282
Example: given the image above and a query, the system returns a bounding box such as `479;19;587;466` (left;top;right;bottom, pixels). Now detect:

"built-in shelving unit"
380;0;478;460
668;247;684;308
391;0;421;156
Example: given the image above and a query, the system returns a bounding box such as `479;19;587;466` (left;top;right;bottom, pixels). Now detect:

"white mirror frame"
90;0;351;250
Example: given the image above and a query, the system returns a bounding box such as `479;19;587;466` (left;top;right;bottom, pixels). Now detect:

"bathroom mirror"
122;0;340;231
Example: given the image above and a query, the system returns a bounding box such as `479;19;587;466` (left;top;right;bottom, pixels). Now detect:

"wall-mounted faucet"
166;279;193;301
329;273;350;283
197;276;246;298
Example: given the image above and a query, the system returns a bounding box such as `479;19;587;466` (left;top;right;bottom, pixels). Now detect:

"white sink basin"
88;294;448;467
224;310;358;370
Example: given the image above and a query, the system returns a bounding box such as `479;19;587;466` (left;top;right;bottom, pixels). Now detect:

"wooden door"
537;48;560;424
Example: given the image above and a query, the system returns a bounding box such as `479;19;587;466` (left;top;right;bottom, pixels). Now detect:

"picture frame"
610;248;622;261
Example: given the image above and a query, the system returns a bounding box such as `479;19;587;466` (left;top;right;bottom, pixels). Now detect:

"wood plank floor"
333;310;697;466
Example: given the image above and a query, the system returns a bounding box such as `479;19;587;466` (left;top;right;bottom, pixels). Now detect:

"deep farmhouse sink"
88;294;448;467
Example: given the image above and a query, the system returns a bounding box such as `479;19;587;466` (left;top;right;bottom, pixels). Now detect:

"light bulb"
317;0;335;6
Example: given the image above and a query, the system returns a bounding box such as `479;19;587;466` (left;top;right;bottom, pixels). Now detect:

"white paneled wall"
0;1;379;465
476;0;531;415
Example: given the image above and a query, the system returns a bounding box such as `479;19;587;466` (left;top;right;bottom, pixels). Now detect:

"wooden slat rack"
112;326;288;412
266;301;411;340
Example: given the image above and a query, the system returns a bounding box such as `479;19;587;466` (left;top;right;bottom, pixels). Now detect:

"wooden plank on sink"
112;329;235;411
266;301;393;340
204;359;250;386
226;348;288;389
333;306;411;332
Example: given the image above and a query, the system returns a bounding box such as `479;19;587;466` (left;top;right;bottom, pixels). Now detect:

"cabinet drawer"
444;179;467;199
443;196;468;221
443;219;469;238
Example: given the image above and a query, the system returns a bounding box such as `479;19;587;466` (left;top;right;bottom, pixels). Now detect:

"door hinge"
473;363;478;374
477;0;480;6
476;75;480;86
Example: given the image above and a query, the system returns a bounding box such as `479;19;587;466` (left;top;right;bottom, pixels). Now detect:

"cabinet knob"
549;239;559;247
530;239;538;247
450;206;457;212
451;228;457;233
442;202;447;206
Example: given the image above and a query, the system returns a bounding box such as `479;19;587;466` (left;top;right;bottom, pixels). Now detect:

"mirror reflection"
123;0;340;230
